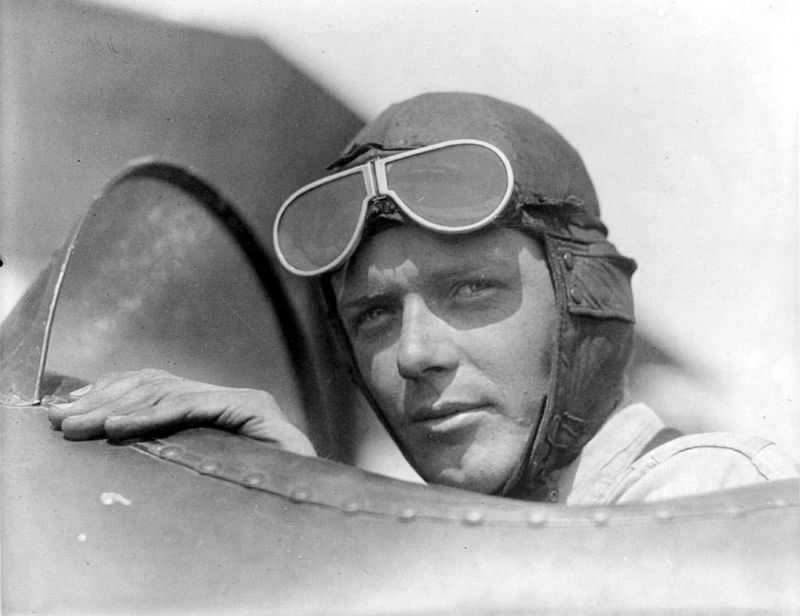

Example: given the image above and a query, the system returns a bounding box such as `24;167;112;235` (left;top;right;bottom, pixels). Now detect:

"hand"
46;369;316;456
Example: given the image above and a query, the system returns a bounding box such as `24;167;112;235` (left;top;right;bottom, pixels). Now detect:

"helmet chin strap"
492;395;549;498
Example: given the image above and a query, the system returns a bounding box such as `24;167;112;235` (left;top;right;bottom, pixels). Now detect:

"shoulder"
607;432;800;504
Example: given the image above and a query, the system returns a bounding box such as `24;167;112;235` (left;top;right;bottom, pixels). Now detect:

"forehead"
332;226;547;297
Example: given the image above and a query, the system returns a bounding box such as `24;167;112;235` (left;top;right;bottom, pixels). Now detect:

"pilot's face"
333;225;557;493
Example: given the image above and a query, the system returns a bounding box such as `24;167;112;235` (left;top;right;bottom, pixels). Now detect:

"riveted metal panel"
2;405;798;614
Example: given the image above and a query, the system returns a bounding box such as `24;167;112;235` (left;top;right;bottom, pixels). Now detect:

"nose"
396;295;459;380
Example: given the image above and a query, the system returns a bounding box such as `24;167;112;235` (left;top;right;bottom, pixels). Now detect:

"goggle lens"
274;140;513;276
275;171;368;273
383;143;509;227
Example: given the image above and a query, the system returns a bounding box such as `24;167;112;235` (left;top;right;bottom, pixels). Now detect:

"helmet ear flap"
318;277;358;386
499;228;637;499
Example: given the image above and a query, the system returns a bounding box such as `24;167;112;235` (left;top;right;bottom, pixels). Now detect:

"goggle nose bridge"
362;157;405;209
363;159;379;197
359;157;425;223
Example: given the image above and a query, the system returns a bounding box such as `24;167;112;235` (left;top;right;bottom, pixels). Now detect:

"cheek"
485;307;555;413
519;319;554;379
355;344;402;407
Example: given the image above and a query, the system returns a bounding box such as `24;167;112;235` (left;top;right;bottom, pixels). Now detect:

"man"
48;92;799;504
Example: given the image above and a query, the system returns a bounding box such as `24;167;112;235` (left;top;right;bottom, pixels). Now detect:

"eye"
451;279;496;299
352;304;396;336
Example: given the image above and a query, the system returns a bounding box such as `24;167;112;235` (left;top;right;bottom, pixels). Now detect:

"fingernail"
69;384;93;397
47;401;76;409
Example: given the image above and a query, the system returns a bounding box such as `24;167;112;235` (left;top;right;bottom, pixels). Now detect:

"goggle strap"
327;143;416;171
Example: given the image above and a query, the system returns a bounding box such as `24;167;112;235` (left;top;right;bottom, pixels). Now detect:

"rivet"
772;498;788;508
562;251;575;270
462;510;485;526
591;509;610;526
548;488;560;503
199;462;219;473
243;473;265;486
526;510;548;528
290;487;310;503
343;500;361;515
569;286;583;304
397;507;417;522
160;446;182;459
654;508;674;522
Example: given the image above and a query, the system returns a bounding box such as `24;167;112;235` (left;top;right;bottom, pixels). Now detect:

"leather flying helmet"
314;92;637;500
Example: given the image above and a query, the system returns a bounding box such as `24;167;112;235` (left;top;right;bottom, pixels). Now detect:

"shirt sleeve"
606;433;800;504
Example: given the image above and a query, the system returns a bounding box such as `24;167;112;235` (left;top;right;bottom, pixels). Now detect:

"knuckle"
99;369;140;383
157;389;189;408
91;371;123;389
150;379;193;404
140;368;174;380
128;372;181;399
232;389;280;415
105;368;173;387
252;389;278;408
133;368;172;386
48;401;84;419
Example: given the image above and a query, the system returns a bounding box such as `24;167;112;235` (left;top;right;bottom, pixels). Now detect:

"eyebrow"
337;259;513;312
338;291;398;314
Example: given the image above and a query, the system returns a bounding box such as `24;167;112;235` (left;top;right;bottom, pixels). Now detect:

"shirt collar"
555;403;666;505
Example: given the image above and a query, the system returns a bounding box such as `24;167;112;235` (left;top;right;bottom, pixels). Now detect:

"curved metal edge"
32;224;81;403
131;427;800;528
3;161;328;440
0;220;81;406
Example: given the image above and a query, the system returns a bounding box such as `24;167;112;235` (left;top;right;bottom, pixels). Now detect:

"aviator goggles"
273;139;514;276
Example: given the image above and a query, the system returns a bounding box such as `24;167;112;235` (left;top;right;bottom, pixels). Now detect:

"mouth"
410;401;492;432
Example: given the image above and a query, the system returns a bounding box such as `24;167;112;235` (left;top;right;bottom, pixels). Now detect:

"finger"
67;383;94;398
57;379;179;439
46;379;144;429
202;389;316;456
60;408;118;440
103;408;192;441
90;369;174;391
101;388;271;440
101;385;225;440
241;415;317;456
84;369;176;401
46;401;81;429
46;397;117;429
49;371;179;432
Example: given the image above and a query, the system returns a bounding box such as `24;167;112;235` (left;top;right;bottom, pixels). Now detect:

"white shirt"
555;403;800;505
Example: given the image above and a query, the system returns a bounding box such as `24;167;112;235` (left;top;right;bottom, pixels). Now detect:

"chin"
433;462;509;495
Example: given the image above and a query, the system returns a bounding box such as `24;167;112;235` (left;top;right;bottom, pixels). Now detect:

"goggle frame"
273;139;514;277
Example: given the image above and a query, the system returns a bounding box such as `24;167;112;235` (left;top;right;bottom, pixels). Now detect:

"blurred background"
1;0;798;479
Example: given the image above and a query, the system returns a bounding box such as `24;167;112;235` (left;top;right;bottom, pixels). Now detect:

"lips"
411;401;490;423
407;403;493;440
